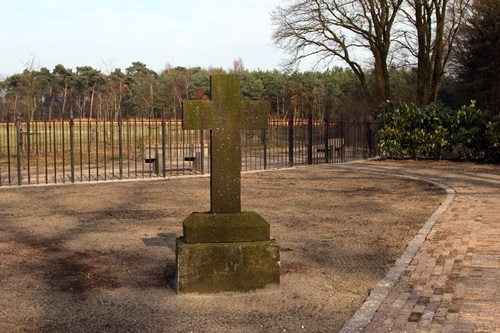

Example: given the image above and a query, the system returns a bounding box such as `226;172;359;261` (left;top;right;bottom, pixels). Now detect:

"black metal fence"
0;117;377;186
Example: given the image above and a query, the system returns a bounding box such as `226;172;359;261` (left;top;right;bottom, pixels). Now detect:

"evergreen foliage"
453;0;499;114
376;101;499;163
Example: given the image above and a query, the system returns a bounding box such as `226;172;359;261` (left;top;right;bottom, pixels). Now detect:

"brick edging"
338;167;456;333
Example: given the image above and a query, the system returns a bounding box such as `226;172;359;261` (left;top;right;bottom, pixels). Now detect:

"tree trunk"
430;0;447;103
373;48;391;102
415;0;432;106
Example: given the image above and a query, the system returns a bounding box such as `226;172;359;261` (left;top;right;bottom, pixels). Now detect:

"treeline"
1;61;432;122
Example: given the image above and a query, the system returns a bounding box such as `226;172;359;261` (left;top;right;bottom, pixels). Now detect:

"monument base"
176;238;280;293
175;211;280;294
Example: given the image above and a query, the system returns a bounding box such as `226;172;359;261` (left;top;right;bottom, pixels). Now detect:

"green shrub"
484;115;500;163
449;102;487;160
375;102;453;159
375;101;498;163
412;103;453;159
375;101;407;159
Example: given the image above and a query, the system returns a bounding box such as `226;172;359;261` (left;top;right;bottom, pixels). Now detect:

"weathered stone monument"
175;75;280;293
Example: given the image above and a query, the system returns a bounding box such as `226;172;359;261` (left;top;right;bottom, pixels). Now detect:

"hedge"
375;101;499;163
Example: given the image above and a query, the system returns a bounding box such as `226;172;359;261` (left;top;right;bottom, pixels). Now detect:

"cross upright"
182;75;269;214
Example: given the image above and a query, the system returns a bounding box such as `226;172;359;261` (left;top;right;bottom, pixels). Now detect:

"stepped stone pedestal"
176;212;280;293
175;74;280;294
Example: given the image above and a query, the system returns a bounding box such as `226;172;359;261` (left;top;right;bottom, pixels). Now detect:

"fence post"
324;117;329;163
340;120;345;163
162;115;167;177
52;120;57;184
70;115;75;183
367;120;373;158
288;112;294;167
16;118;21;185
6;122;11;185
307;112;313;165
118;114;123;179
263;129;267;170
26;121;31;184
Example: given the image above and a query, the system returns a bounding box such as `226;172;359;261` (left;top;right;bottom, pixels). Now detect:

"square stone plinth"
176;238;280;294
182;211;270;244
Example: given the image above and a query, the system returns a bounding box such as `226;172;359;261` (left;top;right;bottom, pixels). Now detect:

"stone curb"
336;166;456;333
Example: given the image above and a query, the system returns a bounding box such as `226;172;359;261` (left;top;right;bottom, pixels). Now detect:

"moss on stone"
182;211;271;244
176;238;280;293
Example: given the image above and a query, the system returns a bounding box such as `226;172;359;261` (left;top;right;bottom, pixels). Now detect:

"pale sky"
0;0;295;76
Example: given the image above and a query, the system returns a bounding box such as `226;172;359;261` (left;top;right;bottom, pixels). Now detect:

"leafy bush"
375;101;408;159
484;115;500;163
375;102;453;159
449;102;487;160
375;101;498;163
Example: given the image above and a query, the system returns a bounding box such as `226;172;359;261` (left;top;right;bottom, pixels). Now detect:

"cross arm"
241;101;269;130
182;100;215;130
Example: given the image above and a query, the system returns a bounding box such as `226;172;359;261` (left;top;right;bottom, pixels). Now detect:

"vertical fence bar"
155;118;160;177
307;112;313;164
70;117;75;183
166;119;171;176
0;125;2;184
87;120;91;181
127;120;131;179
6;122;11;185
34;122;39;184
129;119;134;178
128;119;132;179
368;121;373;158
112;119;118;179
342;121;347;163
176;122;181;176
324;118;329;163
109;118;114;180
162;114;167;177
353;122;357;161
26;121;31;184
95;119;99;181
52;120;57;184
341;121;345;163
43;122;48;184
0;124;3;186
147;117;152;177
24;122;28;180
132;119;136;178
103;118;107;181
263;129;267;170
288;113;294;167
118;115;123;180
61;120;66;183
78;120;83;181
16;119;21;185
139;118;143;177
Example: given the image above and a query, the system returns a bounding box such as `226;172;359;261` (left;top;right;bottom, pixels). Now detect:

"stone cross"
183;75;268;214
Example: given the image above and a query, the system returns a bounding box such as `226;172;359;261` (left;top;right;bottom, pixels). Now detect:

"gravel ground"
0;162;446;333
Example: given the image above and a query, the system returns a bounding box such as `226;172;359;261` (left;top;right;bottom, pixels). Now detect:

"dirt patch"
0;162;446;333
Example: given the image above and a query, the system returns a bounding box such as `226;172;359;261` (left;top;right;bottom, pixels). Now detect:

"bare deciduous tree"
399;0;471;105
271;0;403;102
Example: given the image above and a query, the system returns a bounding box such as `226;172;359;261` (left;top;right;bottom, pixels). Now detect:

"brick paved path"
338;162;500;333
